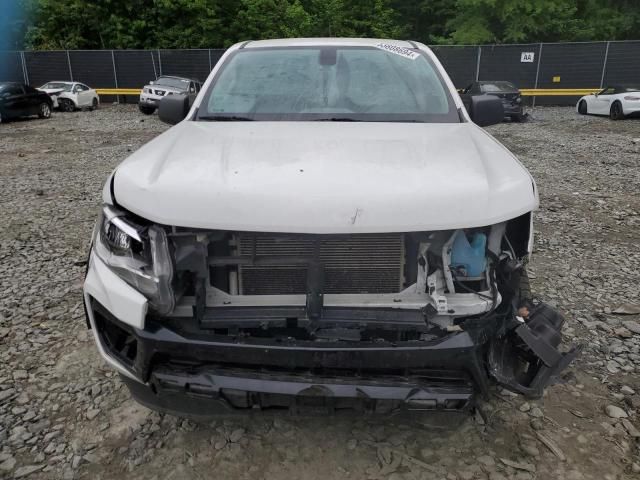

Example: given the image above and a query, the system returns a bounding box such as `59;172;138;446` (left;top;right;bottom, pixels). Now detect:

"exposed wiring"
475;252;500;321
504;234;516;258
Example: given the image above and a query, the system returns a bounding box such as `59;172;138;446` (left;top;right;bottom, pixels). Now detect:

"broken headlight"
93;205;175;315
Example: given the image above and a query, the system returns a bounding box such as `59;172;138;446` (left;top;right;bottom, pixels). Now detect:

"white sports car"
38;81;100;112
576;85;640;120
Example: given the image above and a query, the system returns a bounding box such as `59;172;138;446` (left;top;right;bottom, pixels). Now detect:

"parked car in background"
138;76;201;115
38;81;100;112
0;82;52;123
85;38;578;417
463;81;524;121
577;85;640;120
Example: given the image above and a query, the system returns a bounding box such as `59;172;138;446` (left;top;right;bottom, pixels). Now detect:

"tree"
230;0;313;42
442;0;639;44
20;0;640;49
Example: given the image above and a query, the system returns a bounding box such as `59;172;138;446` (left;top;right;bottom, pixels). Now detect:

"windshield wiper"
313;117;361;122
198;115;254;121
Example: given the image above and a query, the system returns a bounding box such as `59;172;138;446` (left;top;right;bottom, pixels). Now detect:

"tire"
38;102;51;119
511;113;525;123
60;98;75;112
90;98;99;111
578;100;587;115
139;105;155;115
610;101;624;120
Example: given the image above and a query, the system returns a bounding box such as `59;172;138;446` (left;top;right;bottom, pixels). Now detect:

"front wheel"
38;102;51;119
138;105;155;115
610;102;624;120
90;98;99;111
578;100;587;115
59;98;75;112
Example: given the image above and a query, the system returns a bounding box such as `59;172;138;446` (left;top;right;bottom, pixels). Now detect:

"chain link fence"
1;42;639;105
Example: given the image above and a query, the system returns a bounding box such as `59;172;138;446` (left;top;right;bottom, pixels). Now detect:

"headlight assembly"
93;205;175;315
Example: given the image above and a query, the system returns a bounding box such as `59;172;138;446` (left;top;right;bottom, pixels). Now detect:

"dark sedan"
0;82;53;123
463;81;524;121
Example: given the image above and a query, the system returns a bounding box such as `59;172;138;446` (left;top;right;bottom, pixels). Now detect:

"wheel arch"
610;99;624;119
577;97;588;113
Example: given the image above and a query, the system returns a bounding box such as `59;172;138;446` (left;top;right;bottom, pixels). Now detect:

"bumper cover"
83;256;579;415
123;367;475;417
85;297;579;416
502;104;523;115
139;98;160;107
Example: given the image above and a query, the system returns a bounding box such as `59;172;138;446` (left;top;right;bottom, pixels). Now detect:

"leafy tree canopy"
14;0;640;50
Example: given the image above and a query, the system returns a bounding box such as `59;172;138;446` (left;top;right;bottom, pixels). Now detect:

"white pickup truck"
84;38;579;417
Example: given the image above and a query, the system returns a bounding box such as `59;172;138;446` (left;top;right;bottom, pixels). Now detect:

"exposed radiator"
236;233;405;295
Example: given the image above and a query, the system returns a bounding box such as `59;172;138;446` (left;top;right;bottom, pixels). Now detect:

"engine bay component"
450;231;487;277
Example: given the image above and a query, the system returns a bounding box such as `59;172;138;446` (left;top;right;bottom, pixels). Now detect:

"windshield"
155;77;190;89
197;46;459;122
40;82;72;91
480;82;517;93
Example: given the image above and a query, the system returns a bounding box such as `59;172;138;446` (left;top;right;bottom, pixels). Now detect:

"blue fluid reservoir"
450;231;487;277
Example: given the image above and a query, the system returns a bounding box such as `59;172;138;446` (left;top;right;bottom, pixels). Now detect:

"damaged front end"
85;206;580;415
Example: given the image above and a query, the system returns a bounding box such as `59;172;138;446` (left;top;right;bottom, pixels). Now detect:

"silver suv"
138;75;201;115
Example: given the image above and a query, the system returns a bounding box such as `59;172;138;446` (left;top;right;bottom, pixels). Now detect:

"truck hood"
113;121;537;233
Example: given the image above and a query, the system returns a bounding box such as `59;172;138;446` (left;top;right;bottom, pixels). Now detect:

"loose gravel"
0;105;639;480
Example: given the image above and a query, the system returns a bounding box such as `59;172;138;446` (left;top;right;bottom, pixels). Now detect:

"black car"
0;82;53;123
463;81;524;121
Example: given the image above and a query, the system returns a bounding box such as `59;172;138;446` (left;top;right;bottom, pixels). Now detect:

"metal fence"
431;40;639;105
1;41;639;105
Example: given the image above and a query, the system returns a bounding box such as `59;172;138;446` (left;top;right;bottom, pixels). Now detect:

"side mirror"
461;94;504;127
158;94;190;125
149;80;155;85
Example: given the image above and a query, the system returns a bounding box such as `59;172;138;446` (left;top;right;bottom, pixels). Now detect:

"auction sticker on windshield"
375;43;419;60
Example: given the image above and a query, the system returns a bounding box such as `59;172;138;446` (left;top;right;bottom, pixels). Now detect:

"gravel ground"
0;105;639;480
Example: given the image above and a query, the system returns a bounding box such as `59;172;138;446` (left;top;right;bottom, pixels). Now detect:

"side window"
599;87;615;95
189;82;196;93
78;84;90;91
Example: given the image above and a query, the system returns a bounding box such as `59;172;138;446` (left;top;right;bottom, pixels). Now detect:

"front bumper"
502;103;523;116
138;96;161;107
83;253;580;416
89;297;484;415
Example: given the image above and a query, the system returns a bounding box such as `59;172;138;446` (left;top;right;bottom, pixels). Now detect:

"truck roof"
240;38;418;49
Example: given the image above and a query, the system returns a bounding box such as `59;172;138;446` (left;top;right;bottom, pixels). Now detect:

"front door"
593;87;615;114
1;85;28;117
74;84;92;107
